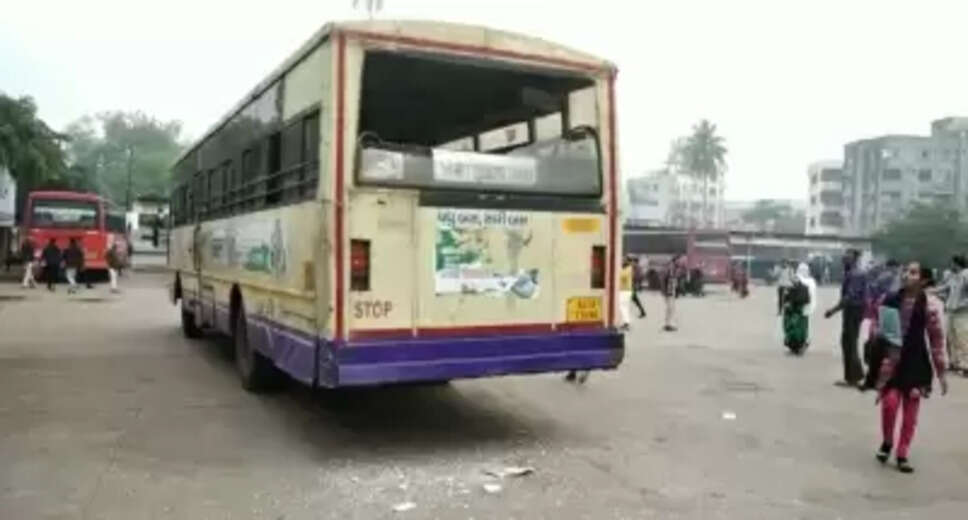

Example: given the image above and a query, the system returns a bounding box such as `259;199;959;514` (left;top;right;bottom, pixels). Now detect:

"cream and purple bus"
168;20;625;391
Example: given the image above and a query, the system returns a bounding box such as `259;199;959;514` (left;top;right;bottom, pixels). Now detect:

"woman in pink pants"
870;262;948;473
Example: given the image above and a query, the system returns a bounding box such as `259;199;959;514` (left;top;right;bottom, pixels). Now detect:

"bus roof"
28;190;102;202
173;19;616;168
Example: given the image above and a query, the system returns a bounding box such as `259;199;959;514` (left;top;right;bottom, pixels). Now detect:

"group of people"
822;249;959;474
20;237;124;293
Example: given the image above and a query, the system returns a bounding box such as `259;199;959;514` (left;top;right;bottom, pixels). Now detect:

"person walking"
662;255;683;332
934;254;968;377
783;263;817;355
630;256;646;319
617;256;634;329
106;243;123;293
63;238;85;294
40;238;62;292
20;238;36;289
825;249;867;387
776;260;794;315
869;262;948;473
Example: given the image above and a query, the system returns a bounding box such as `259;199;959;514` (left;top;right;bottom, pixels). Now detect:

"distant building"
806;160;845;235
842;117;968;235
626;170;724;228
723;199;806;233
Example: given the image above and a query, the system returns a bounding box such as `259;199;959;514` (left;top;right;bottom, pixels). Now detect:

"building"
625;169;724;228
842;117;968;235
806;160;845;235
0;166;15;260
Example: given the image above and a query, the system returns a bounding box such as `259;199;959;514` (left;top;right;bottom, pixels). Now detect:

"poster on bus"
434;208;539;298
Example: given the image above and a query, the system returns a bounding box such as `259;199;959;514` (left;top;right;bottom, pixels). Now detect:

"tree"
64;112;183;208
0;93;72;219
0;93;68;186
680;120;727;228
873;203;968;268
740;199;805;233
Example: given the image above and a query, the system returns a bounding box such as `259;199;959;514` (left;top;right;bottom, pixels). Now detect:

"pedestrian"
106;243;123;293
662;254;683;332
933;254;968;377
776;260;794;315
63;238;84;294
151;216;160;249
617;256;634;329
824;249;867;387
20;238;36;289
40;238;62;292
869;262;948;474
630;256;646;319
782;263;817;355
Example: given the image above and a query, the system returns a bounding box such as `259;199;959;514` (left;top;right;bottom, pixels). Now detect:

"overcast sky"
3;0;967;201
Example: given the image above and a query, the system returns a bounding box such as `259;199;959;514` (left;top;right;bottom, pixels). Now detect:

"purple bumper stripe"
330;331;624;387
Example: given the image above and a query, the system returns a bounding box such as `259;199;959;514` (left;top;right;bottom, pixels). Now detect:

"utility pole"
125;146;134;211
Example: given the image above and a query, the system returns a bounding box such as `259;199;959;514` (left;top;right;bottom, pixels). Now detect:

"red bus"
22;191;128;273
623;225;732;284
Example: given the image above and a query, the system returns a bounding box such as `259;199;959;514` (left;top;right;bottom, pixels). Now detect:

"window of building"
921;149;930;159
883;168;902;181
820;169;842;182
918;169;932;182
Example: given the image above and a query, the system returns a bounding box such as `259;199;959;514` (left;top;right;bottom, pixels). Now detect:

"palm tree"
681;120;727;228
353;0;384;18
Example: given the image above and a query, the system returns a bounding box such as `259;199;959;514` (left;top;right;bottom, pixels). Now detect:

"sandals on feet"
876;443;891;464
896;457;914;473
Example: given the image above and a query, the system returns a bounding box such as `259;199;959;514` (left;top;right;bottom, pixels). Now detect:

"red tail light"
591;245;605;289
350;239;370;291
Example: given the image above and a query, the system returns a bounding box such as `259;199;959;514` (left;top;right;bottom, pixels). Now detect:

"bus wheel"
234;308;284;392
181;304;202;339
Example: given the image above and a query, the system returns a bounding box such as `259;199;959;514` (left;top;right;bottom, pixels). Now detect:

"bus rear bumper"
326;330;625;387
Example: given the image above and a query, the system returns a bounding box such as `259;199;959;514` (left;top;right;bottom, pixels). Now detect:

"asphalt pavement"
1;273;967;519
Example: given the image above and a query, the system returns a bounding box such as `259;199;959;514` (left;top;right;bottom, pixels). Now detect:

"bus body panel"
23;191;117;271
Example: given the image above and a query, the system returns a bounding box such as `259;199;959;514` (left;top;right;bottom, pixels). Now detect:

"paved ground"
1;273;967;519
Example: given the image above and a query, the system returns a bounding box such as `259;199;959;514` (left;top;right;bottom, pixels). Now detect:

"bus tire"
181;304;202;339
234;308;284;392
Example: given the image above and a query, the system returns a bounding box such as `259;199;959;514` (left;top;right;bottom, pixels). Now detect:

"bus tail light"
350;239;370;291
591;246;605;289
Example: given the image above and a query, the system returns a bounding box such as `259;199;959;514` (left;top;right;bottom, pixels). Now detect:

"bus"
623;225;732;286
168;20;625;391
22;190;127;274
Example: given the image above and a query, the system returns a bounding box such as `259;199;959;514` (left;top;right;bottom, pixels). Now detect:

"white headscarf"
797;262;817;316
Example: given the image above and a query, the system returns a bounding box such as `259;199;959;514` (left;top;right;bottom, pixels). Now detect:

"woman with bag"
869;262;948;474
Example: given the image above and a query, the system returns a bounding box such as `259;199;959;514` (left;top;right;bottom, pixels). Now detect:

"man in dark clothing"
825;249;867;387
64;238;85;294
630;257;646;318
41;238;62;292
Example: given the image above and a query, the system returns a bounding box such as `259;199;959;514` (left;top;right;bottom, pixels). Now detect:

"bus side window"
266;132;282;207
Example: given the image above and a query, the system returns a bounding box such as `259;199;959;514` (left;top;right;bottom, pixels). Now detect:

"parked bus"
168;20;625;391
22;190;125;274
623;225;732;286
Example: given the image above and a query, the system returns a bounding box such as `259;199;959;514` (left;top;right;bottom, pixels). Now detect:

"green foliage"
64;111;183;208
873;203;968;268
0;93;68;185
741;199;805;233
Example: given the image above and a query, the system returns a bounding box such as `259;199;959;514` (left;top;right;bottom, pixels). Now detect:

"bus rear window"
31;199;99;229
356;51;602;197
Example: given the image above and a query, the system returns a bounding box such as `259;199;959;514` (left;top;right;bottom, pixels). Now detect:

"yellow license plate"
566;296;602;322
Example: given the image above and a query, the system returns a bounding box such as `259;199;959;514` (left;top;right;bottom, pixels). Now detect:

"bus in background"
22;191;117;274
168;20;624;392
624;225;733;287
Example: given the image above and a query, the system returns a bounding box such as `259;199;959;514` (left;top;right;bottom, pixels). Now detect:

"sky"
3;0;968;201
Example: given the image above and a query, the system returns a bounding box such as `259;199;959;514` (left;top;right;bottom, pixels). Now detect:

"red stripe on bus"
556;321;606;332
349;328;414;341
334;33;347;342
606;73;618;327
342;30;609;73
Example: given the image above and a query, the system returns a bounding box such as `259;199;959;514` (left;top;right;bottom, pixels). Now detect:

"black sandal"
876;443;892;464
896;457;914;473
